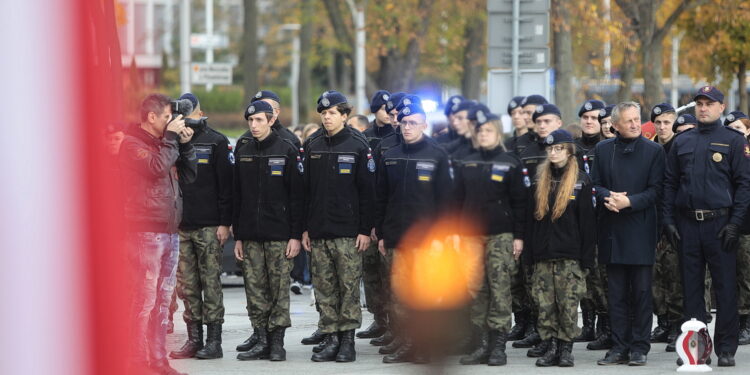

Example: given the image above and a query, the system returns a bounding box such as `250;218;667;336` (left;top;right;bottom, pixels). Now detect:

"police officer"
374;103;452;364
232;100;303;362
455;106;526;366
302;91;376;362
168;93;232;360
600;105;616;139
503;96;527;151
436;95;465;144
664;87;750;367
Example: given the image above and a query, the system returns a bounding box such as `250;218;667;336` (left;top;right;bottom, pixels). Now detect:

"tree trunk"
617;56;636;102
460;14;486;100
642;41;664;113
242;0;258;101
553;0;576;125
298;0;313;121
739;61;748;113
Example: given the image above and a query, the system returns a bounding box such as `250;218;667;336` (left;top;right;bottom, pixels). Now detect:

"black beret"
387;92;407;112
650;102;676;123
578;99;606;117
395;94;422;113
544;129;574;145
674;114;697;133
179;93;199;110
520;94;548;107
724;111;749;126
507;96;525;115
532;103;562;122
252;90;281;104
468;103;491;122
598;104;615;122
397;103;426;122
316;90;348;113
370;90;390;114
694;86;724;104
444;95;465;116
453;99;478;114
245;100;274;120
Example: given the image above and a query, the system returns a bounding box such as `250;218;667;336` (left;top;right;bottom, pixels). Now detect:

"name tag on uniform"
524;158;539;165
491;163;510;182
239;156;254;162
570;183;583;200
338;155;355;174
195;145;213;164
269;158;285;176
416;161;435;182
385;160;398;166
310;153;322;159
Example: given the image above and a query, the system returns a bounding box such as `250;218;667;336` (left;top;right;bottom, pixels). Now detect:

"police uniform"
664;87;750;365
232;101;304;362
305;91;376;363
455;108;527;366
170;94;233;360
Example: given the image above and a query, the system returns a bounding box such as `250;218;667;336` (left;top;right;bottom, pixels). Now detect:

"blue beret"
454;99;478;115
598;104;615;122
532;103;562;122
179;93;199;110
650;102;676;123
386;92;407;112
724;111;749;126
397;103;426;122
245;100;274;120
370;90;390;114
468;103;491;122
444;95;465;116
507;96;525;115
316;90;348;113
395;94;422;113
544;129;574;146
521;94;548;107
578;100;606;117
252;90;281;104
694;86;724;104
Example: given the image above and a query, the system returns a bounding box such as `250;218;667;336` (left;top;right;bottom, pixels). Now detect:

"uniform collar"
324;125;351;146
479;145;504;159
401;135;428;153
698;119;721;133
255;130;279;150
580;133;602;147
374;123;394;137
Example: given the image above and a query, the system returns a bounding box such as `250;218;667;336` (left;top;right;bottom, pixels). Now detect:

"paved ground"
168;280;747;374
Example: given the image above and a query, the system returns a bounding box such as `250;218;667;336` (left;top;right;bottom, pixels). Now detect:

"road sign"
191;63;232;85
487;68;552;131
190;33;229;49
487;0;550;69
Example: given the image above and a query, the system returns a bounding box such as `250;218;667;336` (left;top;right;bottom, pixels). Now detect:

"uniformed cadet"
231;100;304;362
503;96;527;152
507;94;548;156
725;110;749;129
248;90;302;149
526;129;595;367
436;95;465;144
674;113;697;134
374;103;452;364
302;91;376;362
363;90;393;150
167;93;232;361
455;106;526;367
572;99;606;346
444;100;477;160
347;115;370;133
599;105;616;139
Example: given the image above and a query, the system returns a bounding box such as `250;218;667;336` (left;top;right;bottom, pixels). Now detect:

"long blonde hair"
534;143;579;221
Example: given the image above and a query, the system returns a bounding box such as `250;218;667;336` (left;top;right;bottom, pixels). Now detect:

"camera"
185;117;208;130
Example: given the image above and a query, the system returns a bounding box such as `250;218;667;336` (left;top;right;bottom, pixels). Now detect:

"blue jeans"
127;232;179;364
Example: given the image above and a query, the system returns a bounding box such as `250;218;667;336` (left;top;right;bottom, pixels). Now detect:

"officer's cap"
245;100;274;120
544;129;574;146
532;103;562;122
674;114;697;133
694;86;724;104
252;90;281;104
397;103;426;122
316;90;348;113
650;102;676;123
179;93;199;110
507;96;525;115
521;94;548;107
724;111;749;126
370;90;391;114
578;99;606;117
395;94;422;113
444;95;465;116
598;104;615;122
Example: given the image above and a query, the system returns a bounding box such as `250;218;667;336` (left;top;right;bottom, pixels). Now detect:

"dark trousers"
677;213;738;355
607;264;653;355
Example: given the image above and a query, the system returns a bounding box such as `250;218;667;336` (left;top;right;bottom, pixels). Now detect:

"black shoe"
237;328;269;360
459;330;490;365
291;281;302;295
370;330;394;346
535;338;559;367
336;330;356;362
512;323;541;348
311;332;340;362
236;328;259;352
507;312;528;341
195;323;223;359
650;314;670;343
574;309;596;342
169;321;203;359
149;359;186;375
628;352;646;366
383;340;413;363
597;350;629;365
312;334;329;353
676;357;712;366
269;327;287;361
356;320;386;339
379;336;403;355
487;331;508;366
665;326;679;352
301;329;326;345
718;352;735;367
527;338;550;358
558;340;574;367
587;314;612;350
739;315;750;345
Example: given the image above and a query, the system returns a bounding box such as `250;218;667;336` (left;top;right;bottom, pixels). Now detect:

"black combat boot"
301;329;326;345
574;309;596;342
512;322;541;348
236;327;259;352
739;315;750;345
357;320;386;339
527;338;550;357
169;321;203;359
336;330;356;362
665;324;679;352
650;314;670;343
558;340;575;367
535;337;560;367
370;329;394;346
379;335;404;355
311;332;340;362
237;328;269;360
507;312;528;341
487;331;508;366
195;323;222;359
587;314;613;350
269;327;287;361
312;333;329;353
383;338;413;363
459;329;491;365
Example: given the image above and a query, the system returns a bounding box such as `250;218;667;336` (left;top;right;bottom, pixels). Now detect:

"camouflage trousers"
737;235;750;315
653;235;713;321
581;246;608;314
176;227;225;324
240;240;292;330
532;259;587;342
311;238;362;333
362;241;389;325
466;234;518;332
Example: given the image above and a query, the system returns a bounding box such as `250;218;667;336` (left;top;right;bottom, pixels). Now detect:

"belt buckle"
695;210;705;221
